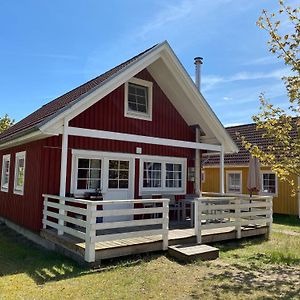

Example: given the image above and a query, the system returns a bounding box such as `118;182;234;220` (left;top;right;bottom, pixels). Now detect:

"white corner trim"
124;77;153;121
13;151;26;196
67;126;222;151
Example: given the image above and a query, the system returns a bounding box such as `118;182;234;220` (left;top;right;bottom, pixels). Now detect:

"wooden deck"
41;225;268;264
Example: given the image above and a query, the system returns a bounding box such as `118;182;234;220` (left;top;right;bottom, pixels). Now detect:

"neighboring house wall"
202;166;299;216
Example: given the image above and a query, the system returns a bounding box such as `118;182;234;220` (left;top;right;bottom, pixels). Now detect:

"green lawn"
0;218;299;300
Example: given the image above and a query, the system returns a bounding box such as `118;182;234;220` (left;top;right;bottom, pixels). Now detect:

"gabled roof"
0;44;158;143
0;41;238;153
202;122;298;166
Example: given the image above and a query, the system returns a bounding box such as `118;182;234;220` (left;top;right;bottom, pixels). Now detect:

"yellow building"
201;123;300;217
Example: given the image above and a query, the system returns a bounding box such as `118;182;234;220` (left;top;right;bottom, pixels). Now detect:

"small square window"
125;78;153;121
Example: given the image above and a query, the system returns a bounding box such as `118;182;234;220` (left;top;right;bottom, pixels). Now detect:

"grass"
272;214;300;233
0;219;300;300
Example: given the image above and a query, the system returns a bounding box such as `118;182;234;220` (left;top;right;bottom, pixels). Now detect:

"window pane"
77;180;88;190
89;180;100;189
90;159;101;169
119;170;129;179
109;160;118;169
90;169;101;179
108;180;118;189
78;159;89;168
78;169;88;179
119;180;128;189
119;161;129;170
109;170;118;179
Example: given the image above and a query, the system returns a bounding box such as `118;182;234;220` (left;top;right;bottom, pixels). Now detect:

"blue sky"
0;0;294;126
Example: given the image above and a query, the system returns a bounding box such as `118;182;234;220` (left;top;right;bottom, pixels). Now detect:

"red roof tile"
0;44;158;143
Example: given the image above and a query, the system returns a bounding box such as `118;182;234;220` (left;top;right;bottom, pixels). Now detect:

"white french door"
102;157;134;222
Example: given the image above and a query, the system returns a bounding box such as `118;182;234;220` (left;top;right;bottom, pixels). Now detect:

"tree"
0;114;14;133
240;0;300;193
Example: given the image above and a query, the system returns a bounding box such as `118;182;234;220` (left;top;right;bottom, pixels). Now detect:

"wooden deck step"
168;244;219;262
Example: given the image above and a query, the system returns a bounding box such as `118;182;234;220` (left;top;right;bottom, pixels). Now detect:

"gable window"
124;77;153;121
140;158;186;194
226;171;242;193
1;154;10;192
14;152;26;195
76;158;102;191
261;172;277;195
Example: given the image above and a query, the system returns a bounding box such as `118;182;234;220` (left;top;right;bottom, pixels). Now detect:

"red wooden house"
0;41;249;262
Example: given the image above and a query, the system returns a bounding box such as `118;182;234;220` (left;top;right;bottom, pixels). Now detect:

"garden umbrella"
247;155;261;197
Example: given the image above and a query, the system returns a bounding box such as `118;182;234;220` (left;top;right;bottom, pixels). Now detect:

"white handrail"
194;195;273;243
42;195;169;262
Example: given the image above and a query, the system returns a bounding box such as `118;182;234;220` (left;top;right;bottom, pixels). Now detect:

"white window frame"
139;156;186;195
124;77;153;121
71;150;135;196
226;170;242;194
1;154;11;192
13;151;26;195
260;171;278;196
71;154;104;195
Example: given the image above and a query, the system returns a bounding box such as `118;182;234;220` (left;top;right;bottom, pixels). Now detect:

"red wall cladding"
0;140;43;231
69;69;195;142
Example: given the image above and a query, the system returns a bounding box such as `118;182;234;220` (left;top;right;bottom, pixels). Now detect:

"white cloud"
223;96;233;101
202;67;291;92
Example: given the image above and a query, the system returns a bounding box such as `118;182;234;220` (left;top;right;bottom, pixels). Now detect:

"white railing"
194;195;273;243
42;194;169;262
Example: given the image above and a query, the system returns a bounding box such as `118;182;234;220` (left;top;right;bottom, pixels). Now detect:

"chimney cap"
194;57;203;64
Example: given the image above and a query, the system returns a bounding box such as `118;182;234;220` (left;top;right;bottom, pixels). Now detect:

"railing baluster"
235;197;241;239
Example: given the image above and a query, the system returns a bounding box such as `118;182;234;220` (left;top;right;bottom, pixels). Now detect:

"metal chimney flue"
194;56;203;90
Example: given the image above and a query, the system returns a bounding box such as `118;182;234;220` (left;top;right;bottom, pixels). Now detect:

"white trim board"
67;127;222;152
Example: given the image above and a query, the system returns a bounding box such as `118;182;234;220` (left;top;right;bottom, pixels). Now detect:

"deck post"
85;202;97;263
194;198;202;244
219;145;225;194
58;119;69;235
235;197;241;239
58;197;65;236
162;199;169;250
